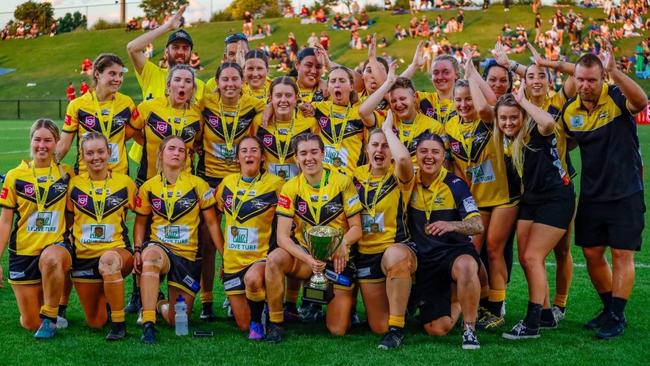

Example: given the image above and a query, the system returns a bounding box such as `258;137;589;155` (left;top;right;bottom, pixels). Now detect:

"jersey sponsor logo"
0;187;7;199
77;194;88;207
462;196;478;213
135;195;142;208
569;115;584;128
84;115;96;128
203;188;215;201
227;226;259;251
450;141;460;154
64;114;72;125
263;134;273;147
347;195;360;207
156;121;168;133
9;271;26;279
152;198;162;211
278;194;291;209
24;183;35;196
182;275;200;293
319;116;329;128
223;276;242;290
297;200;308;215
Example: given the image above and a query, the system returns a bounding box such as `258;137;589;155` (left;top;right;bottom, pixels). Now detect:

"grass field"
0;119;648;365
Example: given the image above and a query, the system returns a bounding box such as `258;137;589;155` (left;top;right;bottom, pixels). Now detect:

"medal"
161;173;183;222
362;170;391;234
333;157;342;167
219;99;241;159
327;101;350;159
231;173;261;223
89;176;110;222
370;222;380;233
273;114;295;165
301;169;328;225
30;160;54;213
91;92;116;139
417;167;446;230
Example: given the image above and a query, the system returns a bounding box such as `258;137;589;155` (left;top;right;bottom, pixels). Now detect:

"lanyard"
161;173;183;222
166;99;187;137
303;169;328;225
91;92;115;138
273;114;296;164
435;96;453;125
417;167;447;224
455;118;479;166
219;100;241;151
298;85;315;103
398;118;417;149
89;176;110;222
30;160;54;212
328;102;351;150
231;173;261;223
363;171;391;219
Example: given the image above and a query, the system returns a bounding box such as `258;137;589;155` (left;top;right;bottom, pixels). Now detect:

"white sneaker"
56;316;68;329
136;310;144;325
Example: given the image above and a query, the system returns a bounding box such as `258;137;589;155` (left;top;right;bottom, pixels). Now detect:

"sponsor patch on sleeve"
64;114;72;125
462;196;478;213
203;188;215;201
135;195;142;208
131;107;139;121
0;187;8;199
347;195;360;207
278;194;291;209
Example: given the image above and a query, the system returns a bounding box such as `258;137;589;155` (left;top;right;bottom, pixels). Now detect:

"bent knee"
99;252;123;276
87;317;107;329
20;316;41;331
424;320;452;336
368;321;389;335
327;324;348;336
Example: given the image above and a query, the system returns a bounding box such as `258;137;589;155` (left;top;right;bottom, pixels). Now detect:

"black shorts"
145;242;202;295
8;242;73;285
298;243;357;290
519;187;576;229
355;252;385;283
222;260;266;295
415;245;480;324
71;247;133;282
575;191;646;251
198;175;223;190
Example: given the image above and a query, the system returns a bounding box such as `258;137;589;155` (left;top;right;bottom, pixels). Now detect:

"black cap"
167;29;193;48
224;32;248;45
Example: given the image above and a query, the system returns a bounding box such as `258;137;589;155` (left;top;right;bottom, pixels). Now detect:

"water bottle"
174;295;189;336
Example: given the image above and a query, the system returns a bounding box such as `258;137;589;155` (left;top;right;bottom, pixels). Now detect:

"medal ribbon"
417;167;447;225
304;169;328;225
91;92;116;139
89;177;110;222
161;173;183;222
328;102;350;151
363;171;391;219
167;99;187;137
273;113;296;164
30;160;54;212
219;100;241;152
231;173;261;223
455;118;479;166
398;118;417;149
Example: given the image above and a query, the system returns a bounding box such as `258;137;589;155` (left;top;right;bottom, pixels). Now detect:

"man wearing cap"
205;33;249;93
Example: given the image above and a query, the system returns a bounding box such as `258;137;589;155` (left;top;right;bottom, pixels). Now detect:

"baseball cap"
167;29;193;48
225;32;248;45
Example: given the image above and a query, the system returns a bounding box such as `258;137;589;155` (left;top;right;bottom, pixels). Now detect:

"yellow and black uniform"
276;168;363;289
199;94;265;187
314;101;366;176
67;173;136;282
352;165;415;282
0;161;74;284
417;91;457;125
243;78;272;101
516;127;575;229
253;111;318;181
538;89;576;178
359;91;390;127
445;116;515;208
297;82;325;104
131;96;202;185
135;59;205;103
63;92;136;175
561;84;645;250
408;167;481;322
216;172;284;295
135;171;216;294
395;113;444;160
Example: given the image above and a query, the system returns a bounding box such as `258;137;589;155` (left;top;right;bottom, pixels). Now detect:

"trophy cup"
302;225;344;304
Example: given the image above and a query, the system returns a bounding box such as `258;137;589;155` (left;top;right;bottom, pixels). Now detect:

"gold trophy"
302;225;344;304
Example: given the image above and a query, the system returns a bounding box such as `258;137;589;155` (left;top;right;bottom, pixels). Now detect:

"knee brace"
246;288;266;302
99;253;123;277
142;257;163;272
385;258;413;280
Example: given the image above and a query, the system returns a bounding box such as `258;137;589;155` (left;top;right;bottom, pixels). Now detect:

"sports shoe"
200;302;217;322
377;328;404;350
141;322;156;344
462;327;480;350
585;310;611;330
502;320;540;340
136;310;144;325
351;311;364;327
265;323;284;343
125;290;142;314
552;305;565;322
284;308;301;323
476;307;505;330
56;316;69;329
106;322;126;341
248;321;265;341
299;303;325;323
596;313;626;339
34;318;57;339
540;316;559;329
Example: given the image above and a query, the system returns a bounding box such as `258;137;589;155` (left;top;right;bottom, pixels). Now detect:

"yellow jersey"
135;172;216;261
63;91;136;175
135;59;205;104
67;172;136;258
216;172;284;273
131;95;202;185
205;77;271;102
0;161;73;256
417;91;457;125
395;113;445;160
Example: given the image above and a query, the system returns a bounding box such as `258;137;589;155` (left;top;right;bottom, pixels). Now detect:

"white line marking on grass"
1;150;29;154
514;261;650;269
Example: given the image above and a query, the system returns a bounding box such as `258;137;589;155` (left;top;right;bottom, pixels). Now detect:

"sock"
111;310;125;323
611;297;627;319
285;301;298;313
541;308;554;323
598;291;613;312
388;315;405;329
248;300;265;323
57;304;68;318
479;285;490;308
269;311;284;324
553;293;568;309
201;291;213;304
524;302;542;329
488;289;506;316
142;310;156;324
40;304;59;322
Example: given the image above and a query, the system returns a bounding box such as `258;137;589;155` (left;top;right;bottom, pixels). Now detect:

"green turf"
0;119;648;365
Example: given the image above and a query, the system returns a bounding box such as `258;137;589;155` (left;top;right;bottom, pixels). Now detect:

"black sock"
132;273;140;294
57;304;67;318
541;308;554;323
285;301;297;313
487;300;503;316
598;291;613;312
611;297;627;319
389;325;404;333
555;305;566;313
479;297;490;309
524;302;542;329
248;299;265;323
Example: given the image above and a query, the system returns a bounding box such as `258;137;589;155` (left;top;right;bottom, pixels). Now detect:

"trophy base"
302;284;334;305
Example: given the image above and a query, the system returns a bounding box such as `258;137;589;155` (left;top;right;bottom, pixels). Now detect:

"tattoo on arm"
453;216;483;236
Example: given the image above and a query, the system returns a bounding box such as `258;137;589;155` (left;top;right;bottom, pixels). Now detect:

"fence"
0;99;142;120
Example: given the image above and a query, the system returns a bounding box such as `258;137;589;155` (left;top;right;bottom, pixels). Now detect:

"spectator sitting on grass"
320;31;330;50
395;24;406;40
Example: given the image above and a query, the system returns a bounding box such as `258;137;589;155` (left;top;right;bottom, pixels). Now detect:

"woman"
243;50;272;101
265;133;363;343
133;135;222;344
255;76;318;181
66;132;136;341
294;48;326;103
0;119;74;338
446;77;519;329
495;90;575;339
131;64;202;186
215;136;284;340
353;112;417;350
57;53;138;175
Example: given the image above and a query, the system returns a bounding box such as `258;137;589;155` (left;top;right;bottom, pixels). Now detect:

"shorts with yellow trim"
198;174;224;190
222;260;267;295
71;247;133;283
479;198;519;214
144;241;202;295
8;242;73;285
355;252;385;283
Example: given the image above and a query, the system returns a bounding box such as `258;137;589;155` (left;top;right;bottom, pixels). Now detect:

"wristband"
134;246;143;254
508;60;519;73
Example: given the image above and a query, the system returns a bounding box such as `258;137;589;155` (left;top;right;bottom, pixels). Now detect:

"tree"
225;0;277;19
139;0;188;20
14;1;54;29
57;11;87;34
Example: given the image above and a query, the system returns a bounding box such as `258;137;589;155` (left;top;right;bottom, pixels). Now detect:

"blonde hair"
80;131;109;154
493;94;536;176
166;64;197;105
156;135;187;173
30;118;60;141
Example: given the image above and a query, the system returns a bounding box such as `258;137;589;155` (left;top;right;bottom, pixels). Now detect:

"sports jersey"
131;96;202;185
63;92;136;175
359;90;390;127
537;89;576;177
276;168;362;250
135;59;205;103
395;113;445;159
352;165;414;254
297;82;325;104
314;101;366;176
561;83;643;202
0;161;73;256
253;111;318;181
67;172;136;258
216;172;284;273
135;171;215;261
417;91;457;125
199;94;264;179
408;167;480;258
243;78;272;101
518;127;571;197
445;116;511;207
